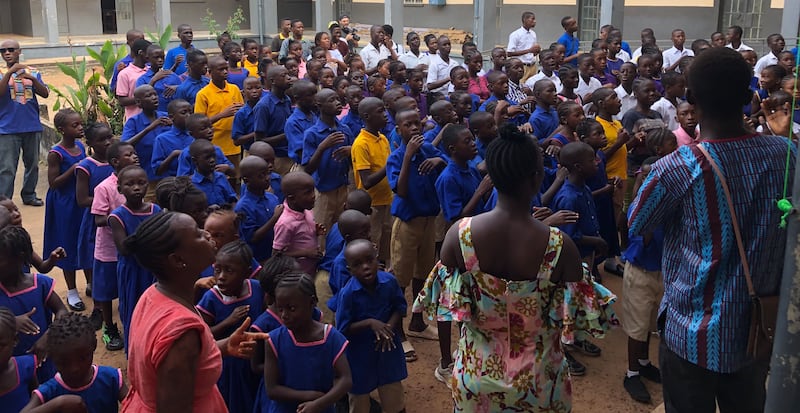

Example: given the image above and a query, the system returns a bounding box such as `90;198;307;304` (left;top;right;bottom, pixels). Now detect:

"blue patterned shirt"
629;135;795;372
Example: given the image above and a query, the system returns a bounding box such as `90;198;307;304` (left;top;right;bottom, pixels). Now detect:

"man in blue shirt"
163;24;194;75
557;16;581;67
254;66;294;175
110;29;145;92
0;39;49;206
235;156;281;263
173;49;209;107
151;99;193;177
188;139;237;206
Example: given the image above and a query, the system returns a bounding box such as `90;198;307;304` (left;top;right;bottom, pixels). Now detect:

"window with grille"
404;0;424;5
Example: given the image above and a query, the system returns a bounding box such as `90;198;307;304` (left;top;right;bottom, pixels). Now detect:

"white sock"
638;359;651;367
67;289;81;305
626;370;640;378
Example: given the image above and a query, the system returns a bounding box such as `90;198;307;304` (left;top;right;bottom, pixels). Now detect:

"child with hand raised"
122;85;172;194
134;44;182;112
151;99;193;177
236;156;283;264
0;308;38;411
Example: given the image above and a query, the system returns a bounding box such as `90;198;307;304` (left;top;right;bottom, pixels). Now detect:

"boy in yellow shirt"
195;56;244;174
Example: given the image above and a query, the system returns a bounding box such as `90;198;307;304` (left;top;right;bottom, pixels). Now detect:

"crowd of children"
0;15;797;413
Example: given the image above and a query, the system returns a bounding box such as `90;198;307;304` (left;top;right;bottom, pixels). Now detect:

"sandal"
406;324;439;341
402;340;417;362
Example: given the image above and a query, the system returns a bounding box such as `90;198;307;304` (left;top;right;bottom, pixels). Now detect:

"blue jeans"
0;132;40;202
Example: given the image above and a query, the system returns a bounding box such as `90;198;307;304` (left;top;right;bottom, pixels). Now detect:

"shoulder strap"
696;144;756;298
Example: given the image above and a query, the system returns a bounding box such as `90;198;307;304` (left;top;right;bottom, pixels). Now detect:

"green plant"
201;9;221;37
86;40;128;95
49;56;103;124
146;23;173;50
202;6;246;39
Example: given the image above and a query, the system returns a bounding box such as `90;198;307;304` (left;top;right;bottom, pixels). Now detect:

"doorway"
101;0;117;34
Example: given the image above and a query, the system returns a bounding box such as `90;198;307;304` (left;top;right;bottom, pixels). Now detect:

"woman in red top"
121;211;266;412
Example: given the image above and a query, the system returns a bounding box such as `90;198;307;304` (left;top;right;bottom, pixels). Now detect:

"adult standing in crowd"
399;32;429;71
339;14;359;52
279;20;312;62
629;46;794;413
506;11;540;83
328;21;350;59
359;25;395;74
0;39;48;206
271;18;292;60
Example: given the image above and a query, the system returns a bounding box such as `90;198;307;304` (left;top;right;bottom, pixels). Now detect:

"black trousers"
660;340;769;413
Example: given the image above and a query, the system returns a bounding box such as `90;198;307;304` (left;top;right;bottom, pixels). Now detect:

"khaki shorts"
314;269;335;324
314;186;348;250
273;157;296;176
390;216;436;289
370;205;392;263
434;212;449;243
521;63;538;84
349;381;405;413
621;261;664;342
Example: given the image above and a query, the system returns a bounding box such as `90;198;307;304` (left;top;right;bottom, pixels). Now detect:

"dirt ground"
18;66;664;413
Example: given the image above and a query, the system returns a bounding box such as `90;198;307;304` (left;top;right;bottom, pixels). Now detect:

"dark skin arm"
541;167;567;207
46;152;78;189
21;394;87;413
305;132;346;175
127;117;172;147
116;94;137;107
454;175;493;222
575;235;608;256
156;329;201;412
109;216;130;255
602;128;630;159
255;132;288;148
357;168;386;190
31;249;65;274
201;306;251;339
234;131;256;147
395;135;422;198
75;169;92;208
252;204;284;243
155;149;182;176
427;77;451;93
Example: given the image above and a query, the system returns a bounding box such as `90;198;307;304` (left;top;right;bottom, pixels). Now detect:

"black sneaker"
89;308;103;331
565;352;586;376
103;323;124;351
639;362;662;383
623;375;652;403
566;339;602;357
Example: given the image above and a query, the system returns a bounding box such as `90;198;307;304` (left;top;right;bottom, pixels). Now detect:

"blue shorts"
92;260;118;301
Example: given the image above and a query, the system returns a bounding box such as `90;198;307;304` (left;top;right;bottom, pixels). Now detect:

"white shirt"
427;54;461;93
754;52;779;79
651;97;682;131
616;50;631;63
726;42;753;52
326;49;345;75
524;70;562;93
389;40;404;56
614;84;637;121
662;46;694;70
575;75;602;101
399;50;429;69
507;26;538;64
359;43;392;71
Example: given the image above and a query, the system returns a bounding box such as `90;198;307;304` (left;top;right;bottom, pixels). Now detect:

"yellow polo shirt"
351;129;393;206
195;81;244;156
596;116;628;179
243;59;259;78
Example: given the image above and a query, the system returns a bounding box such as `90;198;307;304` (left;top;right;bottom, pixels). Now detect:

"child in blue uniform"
337;239;407;413
0;226;69;383
285;80;319;166
135;44;182;112
121;85;172;197
44;108;88;312
224;42;250;90
264;272;352;413
175;113;235;177
236;156;282;263
529;79;560;142
197;241;263;413
22;312;127;413
0;197;65;274
187;139;238;207
75;122;114;326
232;77;264;151
327;210;371;314
151;99;193;178
108;166;163;351
248;142;284;202
0;307;37;412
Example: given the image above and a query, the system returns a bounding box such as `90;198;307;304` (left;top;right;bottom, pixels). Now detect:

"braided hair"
0;225;33;266
257;253;299;298
169;177;208;215
154;176;180;209
53;108;79;130
123;211;183;275
216;240;254;270
0;306;16;337
485;123;543;194
575;118;603;141
275;271;318;304
46;312;96;350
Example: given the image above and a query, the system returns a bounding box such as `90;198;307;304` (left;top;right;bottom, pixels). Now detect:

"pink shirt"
468;75;490;100
91;174;126;262
273;202;319;275
673;127;701;147
117;64;147;121
122;286;227;413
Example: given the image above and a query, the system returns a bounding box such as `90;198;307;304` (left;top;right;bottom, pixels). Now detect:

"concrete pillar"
154;0;171;34
263;0;278;35
599;0;624;31
473;0;500;51
781;0;800;47
384;0;404;41
249;0;263;43
315;0;335;33
41;0;58;45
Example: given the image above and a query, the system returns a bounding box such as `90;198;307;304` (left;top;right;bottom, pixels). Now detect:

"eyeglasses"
0;48;17;53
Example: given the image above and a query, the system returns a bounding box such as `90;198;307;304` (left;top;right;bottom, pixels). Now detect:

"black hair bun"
498;122;527;143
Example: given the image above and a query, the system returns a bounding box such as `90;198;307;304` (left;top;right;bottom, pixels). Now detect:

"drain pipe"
258;0;265;44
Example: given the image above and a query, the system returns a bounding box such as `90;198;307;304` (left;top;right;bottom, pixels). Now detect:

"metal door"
116;0;134;34
57;0;69;35
578;0;601;49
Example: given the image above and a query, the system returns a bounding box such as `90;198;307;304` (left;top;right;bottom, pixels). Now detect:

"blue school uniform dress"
196;280;263;413
109;203;162;351
232;102;257;151
135;70;182;112
151;126;193;177
175;76;210;107
327;251;349;312
552;179;600;258
191;171;238;206
235;188;280;262
436;161;484;223
336;272;408;395
44;142;86;271
585;151;619;257
226;68;250;91
266;324;349;413
33;365;123;413
254;92;293;159
529;106;559;142
302;118;354;193
286;108;318;165
175;144;235;176
0;274;57;382
76;157;114;270
0;355;36;411
122;111;171;181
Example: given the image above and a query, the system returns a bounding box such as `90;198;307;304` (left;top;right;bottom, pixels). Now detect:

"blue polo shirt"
327;250;349;312
151;126;193;177
622;225;664;272
552;178;600;258
174;76;210;107
388;128;403;151
621;41;632;57
254;92;293;157
135;70;182;112
302;118;354;192
110;55;133;91
191;170;237;206
529;106;559;142
381;111;395;137
285;108;318;164
176;143;234;176
557;32;581;66
232;102;256;151
478;95;499;113
238;172;283;202
336;271;408;395
435;161;484;223
121;110;171;181
341;111;365;139
319;222;344;273
423;122;442;145
235;188;280;262
164;44;194;75
386;142;443;221
0;69;44;134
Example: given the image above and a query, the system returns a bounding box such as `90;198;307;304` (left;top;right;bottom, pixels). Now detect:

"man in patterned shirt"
629;46;794;412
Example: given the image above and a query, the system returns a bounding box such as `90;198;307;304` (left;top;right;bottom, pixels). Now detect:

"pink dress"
122;285;227;413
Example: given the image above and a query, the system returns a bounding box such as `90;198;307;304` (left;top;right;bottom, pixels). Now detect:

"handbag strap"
696;144;756;299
